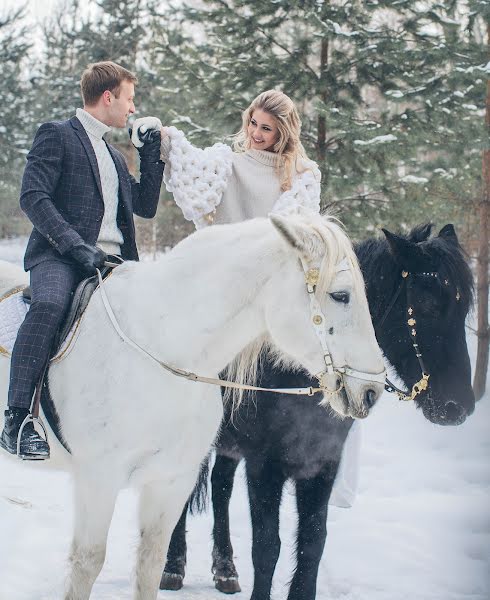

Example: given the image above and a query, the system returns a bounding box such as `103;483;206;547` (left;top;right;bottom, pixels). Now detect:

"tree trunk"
472;35;490;401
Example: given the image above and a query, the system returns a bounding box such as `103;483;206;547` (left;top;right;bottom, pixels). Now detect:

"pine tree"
148;0;485;237
0;6;35;236
368;0;486;236
34;0;95;122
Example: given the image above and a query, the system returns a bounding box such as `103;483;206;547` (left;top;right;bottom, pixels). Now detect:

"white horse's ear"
270;213;313;257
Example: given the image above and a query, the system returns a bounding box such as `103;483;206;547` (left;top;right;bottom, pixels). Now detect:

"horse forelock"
313;215;366;301
408;222;434;243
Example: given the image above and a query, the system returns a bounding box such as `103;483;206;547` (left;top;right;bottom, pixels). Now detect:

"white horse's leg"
134;482;187;600
64;474;118;600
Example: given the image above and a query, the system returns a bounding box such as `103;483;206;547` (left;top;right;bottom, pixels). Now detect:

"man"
0;61;164;460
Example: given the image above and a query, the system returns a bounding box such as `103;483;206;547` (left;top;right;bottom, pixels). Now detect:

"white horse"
0;258;28;294
0;211;385;600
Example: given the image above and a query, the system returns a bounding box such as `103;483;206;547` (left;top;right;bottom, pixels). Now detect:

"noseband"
303;261;386;396
377;269;442;402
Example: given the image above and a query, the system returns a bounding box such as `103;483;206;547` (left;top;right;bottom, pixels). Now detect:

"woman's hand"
130;116;163;148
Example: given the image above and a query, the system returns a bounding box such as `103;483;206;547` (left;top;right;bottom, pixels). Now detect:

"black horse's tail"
188;452;212;514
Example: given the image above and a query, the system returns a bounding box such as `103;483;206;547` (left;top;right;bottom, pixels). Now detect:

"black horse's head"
378;223;475;426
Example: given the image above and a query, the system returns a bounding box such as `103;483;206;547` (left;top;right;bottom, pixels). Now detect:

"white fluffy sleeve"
162;127;233;228
271;161;322;215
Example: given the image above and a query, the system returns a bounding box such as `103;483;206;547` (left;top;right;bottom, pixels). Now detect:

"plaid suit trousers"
8;260;84;409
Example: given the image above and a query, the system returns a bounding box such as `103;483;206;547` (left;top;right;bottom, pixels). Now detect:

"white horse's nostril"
364;388;377;409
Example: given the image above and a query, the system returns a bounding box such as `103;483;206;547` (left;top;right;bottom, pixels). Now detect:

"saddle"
21;272;103;356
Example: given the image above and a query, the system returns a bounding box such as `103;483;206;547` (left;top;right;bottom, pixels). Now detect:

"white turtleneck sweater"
76;108;123;255
213;149;282;224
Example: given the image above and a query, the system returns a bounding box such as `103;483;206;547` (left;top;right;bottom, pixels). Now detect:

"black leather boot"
0;408;50;460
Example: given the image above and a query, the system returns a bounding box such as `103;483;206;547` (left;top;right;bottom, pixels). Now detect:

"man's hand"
68;243;108;275
129;116;163;164
132;127;162;164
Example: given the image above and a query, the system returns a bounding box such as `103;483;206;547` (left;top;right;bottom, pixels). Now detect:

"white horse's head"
231;209;386;420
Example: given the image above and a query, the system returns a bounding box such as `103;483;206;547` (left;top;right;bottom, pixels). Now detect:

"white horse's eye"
329;291;350;304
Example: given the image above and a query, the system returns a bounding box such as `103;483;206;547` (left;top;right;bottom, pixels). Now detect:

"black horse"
160;223;475;600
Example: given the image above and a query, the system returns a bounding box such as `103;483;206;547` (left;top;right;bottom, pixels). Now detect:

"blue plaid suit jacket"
21;116;164;270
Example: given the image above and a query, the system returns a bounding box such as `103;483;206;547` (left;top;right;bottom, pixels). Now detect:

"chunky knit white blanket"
162;127;321;228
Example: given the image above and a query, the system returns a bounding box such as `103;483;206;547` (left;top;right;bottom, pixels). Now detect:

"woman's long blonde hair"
233;90;311;192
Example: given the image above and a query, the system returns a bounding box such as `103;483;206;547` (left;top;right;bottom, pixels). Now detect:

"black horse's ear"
438;224;459;246
382;228;422;266
409;223;433;243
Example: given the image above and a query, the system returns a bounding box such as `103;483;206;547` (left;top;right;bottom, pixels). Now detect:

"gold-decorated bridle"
378;269;460;402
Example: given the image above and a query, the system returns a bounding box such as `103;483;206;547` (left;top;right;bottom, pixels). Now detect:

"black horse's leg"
212;453;241;594
287;464;338;600
247;461;286;600
160;502;188;590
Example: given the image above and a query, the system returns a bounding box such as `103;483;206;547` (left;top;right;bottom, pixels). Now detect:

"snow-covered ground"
0;241;488;600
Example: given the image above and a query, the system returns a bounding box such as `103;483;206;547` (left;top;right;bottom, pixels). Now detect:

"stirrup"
17;413;49;459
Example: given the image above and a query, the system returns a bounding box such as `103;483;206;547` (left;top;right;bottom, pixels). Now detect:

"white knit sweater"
160;127;321;228
76;108;123;255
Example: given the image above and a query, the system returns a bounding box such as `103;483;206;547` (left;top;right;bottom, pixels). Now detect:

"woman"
132;90;321;227
131;90;359;508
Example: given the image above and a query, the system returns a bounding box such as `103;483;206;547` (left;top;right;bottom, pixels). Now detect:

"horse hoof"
160;571;184;590
214;576;241;594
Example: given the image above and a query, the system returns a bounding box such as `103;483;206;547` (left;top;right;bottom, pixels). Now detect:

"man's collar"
76;108;111;140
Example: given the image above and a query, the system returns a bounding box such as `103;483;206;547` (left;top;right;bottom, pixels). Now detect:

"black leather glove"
128;127;162;164
68;243;108;275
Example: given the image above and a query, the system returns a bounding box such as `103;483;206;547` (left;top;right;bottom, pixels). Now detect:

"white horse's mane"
224;211;365;411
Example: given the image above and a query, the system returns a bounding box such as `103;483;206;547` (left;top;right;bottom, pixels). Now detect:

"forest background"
0;0;488;391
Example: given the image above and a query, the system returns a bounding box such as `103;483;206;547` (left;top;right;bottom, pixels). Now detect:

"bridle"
377;269;441;402
96;259;385;398
301;260;386;395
